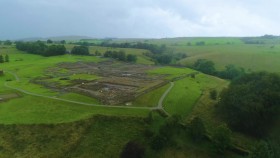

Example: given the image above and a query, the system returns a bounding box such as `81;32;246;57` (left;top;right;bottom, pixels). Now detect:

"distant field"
111;37;244;46
176;44;280;73
111;37;280;73
65;44;154;65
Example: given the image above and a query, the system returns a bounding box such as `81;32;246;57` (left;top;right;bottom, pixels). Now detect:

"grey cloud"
0;0;279;40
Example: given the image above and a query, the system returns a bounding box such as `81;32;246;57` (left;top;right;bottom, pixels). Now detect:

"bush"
150;134;167;150
251;141;275;158
212;124;232;154
71;46;89;55
210;89;217;100
189;116;206;142
193;59;216;75
127;54;137;62
121;140;145;158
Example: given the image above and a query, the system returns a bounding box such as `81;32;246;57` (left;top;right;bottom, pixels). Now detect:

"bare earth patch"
35;61;167;105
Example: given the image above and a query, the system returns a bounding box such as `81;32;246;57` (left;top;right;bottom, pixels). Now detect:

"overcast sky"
0;0;279;39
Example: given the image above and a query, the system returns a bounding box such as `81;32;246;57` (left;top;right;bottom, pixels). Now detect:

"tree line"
104;50;137;62
74;41;188;65
192;59;245;80
217;72;280;137
0;40;13;46
0;54;9;63
15;41;66;57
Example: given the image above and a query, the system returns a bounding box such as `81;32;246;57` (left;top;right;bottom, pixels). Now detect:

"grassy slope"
113;37;280;73
132;67;196;107
0;115;146;158
0;94;149;124
148;66;196;79
189;74;259;150
176;44;280;73
132;84;170;107
164;77;201;118
163;73;227;118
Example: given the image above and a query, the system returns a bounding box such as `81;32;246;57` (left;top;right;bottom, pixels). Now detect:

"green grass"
0;47;151;124
163;77;201;118
175;44;280;73
132;84;170;107
0;94;149;124
59;93;100;104
65;44;154;65
148;66;196;80
0;115;146;158
163;73;229;118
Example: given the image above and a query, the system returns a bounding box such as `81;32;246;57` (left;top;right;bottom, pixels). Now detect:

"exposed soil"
36;61;167;105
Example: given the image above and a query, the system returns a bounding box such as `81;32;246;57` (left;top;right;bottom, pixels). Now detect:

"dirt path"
157;82;174;116
4;71;154;110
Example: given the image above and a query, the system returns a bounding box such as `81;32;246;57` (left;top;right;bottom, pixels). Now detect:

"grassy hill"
109;37;280;73
0;115;146;158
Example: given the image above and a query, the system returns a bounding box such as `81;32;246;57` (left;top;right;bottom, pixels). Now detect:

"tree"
118;50;126;61
156;54;172;65
189;116;206;142
4;40;12;45
4;54;9;62
15;41;67;57
210;89;217;100
196;41;205;46
0;55;4;63
94;50;101;56
193;59;216;75
43;45;66;56
218;64;245;80
120;140;145;158
218;72;280;137
251;141;275;158
150;134;167;150
212;124;232;154
126;54;137;62
60;40;66;44
47;39;53;44
71;46;89;55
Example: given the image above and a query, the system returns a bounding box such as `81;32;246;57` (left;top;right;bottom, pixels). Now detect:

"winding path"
157;82;174;116
4;71;175;114
3;71;153;110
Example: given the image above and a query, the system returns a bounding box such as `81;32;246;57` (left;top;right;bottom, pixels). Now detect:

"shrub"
189;116;206;142
212;124;232;154
210;89;217;100
120;140;145;158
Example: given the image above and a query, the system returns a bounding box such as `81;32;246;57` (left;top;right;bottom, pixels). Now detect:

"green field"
163;73;228;118
65;44;154;65
1;37;277;157
176;44;280;73
132;84;170;107
111;37;280;73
